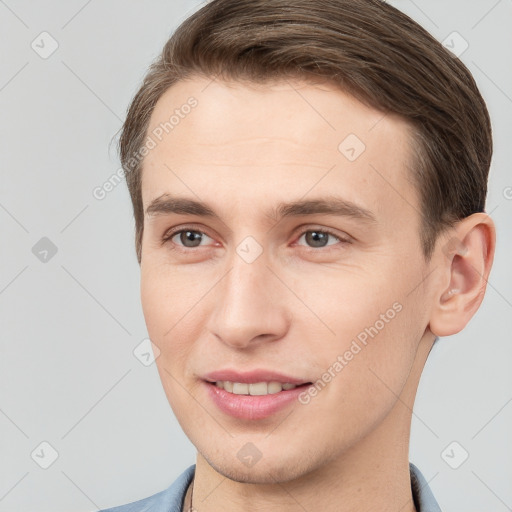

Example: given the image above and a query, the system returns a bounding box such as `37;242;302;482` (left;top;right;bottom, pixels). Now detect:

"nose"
206;254;290;350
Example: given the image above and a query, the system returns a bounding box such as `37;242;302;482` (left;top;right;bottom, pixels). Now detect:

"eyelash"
161;225;351;251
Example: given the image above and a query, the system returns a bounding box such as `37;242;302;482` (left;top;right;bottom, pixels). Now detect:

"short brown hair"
119;0;492;264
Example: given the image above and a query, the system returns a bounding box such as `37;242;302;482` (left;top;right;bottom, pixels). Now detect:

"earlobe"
429;213;496;338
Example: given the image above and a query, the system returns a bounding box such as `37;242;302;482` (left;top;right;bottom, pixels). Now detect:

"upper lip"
203;369;311;385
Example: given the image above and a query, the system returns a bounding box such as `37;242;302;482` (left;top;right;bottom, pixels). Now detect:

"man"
101;0;495;510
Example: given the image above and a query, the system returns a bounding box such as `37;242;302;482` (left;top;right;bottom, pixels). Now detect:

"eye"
164;228;215;248
296;228;349;249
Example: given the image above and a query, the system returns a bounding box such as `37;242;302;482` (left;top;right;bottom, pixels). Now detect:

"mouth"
201;371;314;420
205;380;312;395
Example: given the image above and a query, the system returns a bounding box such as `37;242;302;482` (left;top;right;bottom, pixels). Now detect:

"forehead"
142;76;418;228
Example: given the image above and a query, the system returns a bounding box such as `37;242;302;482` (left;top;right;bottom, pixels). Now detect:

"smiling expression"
139;76;437;483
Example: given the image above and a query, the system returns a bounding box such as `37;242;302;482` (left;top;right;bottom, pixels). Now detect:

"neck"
191;333;435;512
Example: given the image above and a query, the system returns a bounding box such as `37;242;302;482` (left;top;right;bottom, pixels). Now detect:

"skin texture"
139;76;495;512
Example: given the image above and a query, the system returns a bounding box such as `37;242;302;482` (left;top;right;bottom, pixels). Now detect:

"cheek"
290;262;423;399
141;274;168;344
140;260;197;333
140;266;186;363
140;263;211;378
312;309;421;444
336;291;425;413
285;263;404;344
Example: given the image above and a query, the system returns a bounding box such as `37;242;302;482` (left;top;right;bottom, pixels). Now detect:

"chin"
200;444;326;485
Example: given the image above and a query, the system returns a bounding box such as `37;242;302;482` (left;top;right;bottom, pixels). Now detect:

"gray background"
0;1;510;510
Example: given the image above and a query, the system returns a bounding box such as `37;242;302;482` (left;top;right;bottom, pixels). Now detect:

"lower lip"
204;381;310;420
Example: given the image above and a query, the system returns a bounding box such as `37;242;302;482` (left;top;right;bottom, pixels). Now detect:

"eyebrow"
145;194;377;224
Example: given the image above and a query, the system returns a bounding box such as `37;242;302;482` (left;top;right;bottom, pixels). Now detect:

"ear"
429;213;496;337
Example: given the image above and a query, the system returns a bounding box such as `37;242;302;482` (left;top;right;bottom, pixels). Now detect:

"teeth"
267;382;283;394
233;382;249;394
214;381;298;395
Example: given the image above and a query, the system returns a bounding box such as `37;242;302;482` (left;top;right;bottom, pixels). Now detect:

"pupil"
182;230;202;247
306;231;327;247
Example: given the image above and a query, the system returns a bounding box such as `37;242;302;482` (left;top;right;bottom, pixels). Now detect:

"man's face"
140;76;436;483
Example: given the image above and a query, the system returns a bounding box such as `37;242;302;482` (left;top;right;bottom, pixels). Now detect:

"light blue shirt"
99;462;441;511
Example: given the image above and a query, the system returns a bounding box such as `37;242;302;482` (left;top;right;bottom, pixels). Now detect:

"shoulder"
98;464;195;512
410;462;442;512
